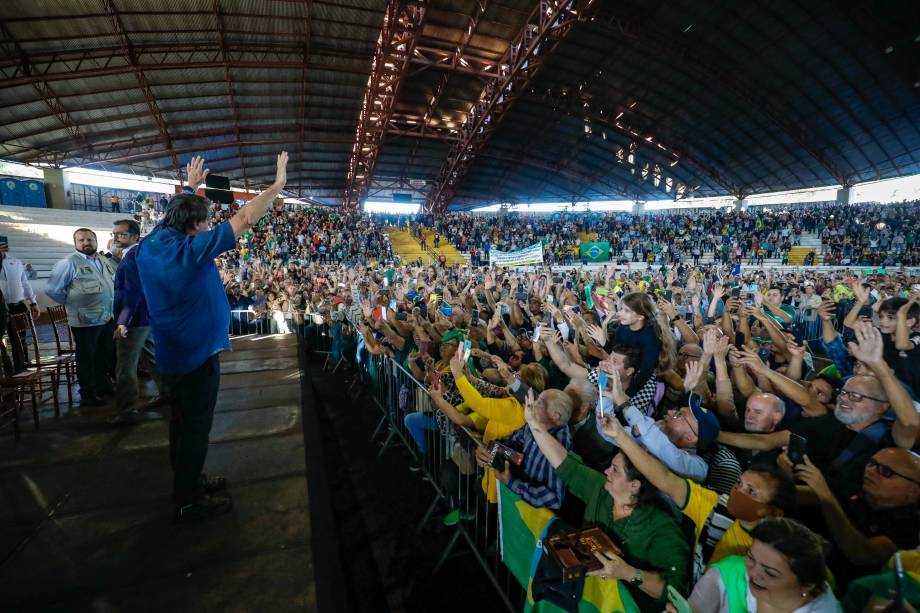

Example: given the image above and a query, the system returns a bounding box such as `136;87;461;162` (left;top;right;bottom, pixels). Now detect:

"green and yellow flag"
498;484;640;613
579;242;611;263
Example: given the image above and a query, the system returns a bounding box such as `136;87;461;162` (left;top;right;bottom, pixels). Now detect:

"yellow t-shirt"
680;479;753;581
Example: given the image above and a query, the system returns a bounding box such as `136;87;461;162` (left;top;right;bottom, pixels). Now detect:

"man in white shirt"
0;236;40;372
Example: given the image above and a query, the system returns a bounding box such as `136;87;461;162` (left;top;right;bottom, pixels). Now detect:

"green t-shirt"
556;453;691;606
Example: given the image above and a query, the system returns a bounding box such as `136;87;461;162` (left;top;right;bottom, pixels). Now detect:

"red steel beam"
344;0;429;209
399;0;492;178
100;0;180;175
425;0;600;213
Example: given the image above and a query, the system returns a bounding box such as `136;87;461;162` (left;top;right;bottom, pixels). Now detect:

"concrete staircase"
418;226;467;265
786;232;824;266
384;226;436;265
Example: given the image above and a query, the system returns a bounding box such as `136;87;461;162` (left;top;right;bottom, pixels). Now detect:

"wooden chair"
0;367;19;440
45;305;77;406
1;312;60;429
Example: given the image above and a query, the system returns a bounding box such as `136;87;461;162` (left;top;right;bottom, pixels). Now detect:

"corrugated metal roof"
0;0;918;207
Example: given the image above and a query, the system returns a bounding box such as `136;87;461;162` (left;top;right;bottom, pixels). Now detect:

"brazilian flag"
579;242;610;263
498;484;640;613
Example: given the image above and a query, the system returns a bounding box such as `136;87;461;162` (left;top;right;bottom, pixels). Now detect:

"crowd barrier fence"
298;324;524;612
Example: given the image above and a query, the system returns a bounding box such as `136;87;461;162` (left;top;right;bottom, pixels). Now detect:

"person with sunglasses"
795;448;920;588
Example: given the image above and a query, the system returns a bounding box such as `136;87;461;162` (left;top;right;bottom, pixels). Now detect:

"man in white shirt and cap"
0;236;40;372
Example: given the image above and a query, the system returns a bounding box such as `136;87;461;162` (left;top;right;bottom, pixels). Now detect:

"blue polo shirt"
136;222;236;375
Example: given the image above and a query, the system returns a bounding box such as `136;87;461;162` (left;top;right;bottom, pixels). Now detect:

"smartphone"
730;287;741;299
419;302;428;319
597;372;609;416
546;293;554;304
532;323;543;342
515;291;528;302
463;339;472;354
441;303;453;317
735;331;746;350
787;433;807;465
565;281;573;290
383;277;389;287
663;289;673;301
471;308;480;326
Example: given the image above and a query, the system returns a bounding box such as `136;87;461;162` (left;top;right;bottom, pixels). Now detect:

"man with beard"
46;228;117;407
796;447;920;587
722;322;920;499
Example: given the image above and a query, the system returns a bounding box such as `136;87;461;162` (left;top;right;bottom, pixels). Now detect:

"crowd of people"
208;198;920;612
302;255;920;611
24;151;920;610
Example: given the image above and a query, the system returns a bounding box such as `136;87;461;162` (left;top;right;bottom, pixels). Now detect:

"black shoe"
200;474;227;494
79;396;107;407
175;494;233;522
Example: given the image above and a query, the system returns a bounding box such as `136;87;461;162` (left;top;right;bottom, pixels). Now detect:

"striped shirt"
503;423;572;510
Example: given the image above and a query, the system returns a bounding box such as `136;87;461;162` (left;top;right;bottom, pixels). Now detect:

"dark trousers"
72;321;115;400
6;303;29;372
163;354;221;505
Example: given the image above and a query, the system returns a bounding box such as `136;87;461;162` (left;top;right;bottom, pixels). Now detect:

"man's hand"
474;446;491;468
598;414;626;440
847;321;884;366
817;299;835;322
114;324;128;339
185;155;210;188
273;151;288;189
793;456;834;502
853;283;870;304
683;359;705;391
657;297;677;320
29;303;40;320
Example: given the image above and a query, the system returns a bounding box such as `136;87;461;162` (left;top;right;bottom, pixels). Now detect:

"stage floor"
0;334;313;611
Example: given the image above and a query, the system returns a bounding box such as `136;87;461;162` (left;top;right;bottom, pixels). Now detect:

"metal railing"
300;325;524;612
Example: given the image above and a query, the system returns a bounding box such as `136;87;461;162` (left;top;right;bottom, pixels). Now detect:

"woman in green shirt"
522;392;691;608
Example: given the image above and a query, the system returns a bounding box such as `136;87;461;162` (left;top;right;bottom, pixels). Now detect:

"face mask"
726;488;772;523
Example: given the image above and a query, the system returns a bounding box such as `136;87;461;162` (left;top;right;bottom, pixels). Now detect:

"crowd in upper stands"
201;195;920;611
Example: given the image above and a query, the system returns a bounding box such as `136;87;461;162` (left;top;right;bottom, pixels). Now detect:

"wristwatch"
629;570;644;586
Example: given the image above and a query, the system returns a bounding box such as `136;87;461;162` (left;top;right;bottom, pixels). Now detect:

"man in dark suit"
110;219;161;425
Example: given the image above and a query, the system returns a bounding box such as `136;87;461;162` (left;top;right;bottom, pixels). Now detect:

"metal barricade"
296;327;523;611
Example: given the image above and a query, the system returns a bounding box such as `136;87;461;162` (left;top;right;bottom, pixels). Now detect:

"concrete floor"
0;334;313;612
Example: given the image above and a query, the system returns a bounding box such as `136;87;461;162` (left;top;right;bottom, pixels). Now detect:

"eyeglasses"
670;409;698;437
838;389;887;404
111;232;134;238
866;459;920;485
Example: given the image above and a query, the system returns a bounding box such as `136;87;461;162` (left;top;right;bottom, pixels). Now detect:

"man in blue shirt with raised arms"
137;153;288;521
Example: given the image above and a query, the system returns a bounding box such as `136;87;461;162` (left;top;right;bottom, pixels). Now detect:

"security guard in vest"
45;228;117;407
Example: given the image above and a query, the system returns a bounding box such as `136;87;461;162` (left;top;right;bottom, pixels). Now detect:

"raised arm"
541;328;589;380
226;153;288;239
598;414;688;507
849;322;920;448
